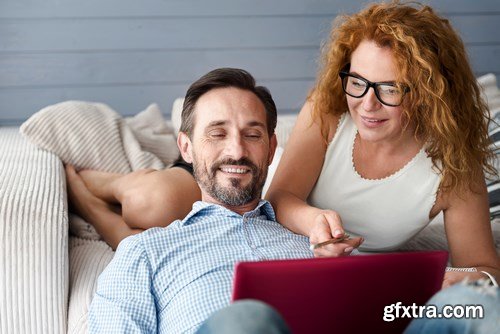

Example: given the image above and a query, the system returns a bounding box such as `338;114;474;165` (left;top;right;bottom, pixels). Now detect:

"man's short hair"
180;68;277;137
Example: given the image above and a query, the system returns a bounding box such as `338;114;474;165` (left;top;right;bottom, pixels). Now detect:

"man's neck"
201;194;261;216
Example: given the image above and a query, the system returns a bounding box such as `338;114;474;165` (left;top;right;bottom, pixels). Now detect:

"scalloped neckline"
351;130;424;182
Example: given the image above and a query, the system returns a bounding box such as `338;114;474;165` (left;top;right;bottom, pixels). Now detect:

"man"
80;68;313;333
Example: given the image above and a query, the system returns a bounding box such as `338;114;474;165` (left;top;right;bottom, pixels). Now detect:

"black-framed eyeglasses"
339;71;408;107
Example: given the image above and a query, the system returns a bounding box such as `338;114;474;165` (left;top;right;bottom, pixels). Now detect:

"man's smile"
219;165;251;175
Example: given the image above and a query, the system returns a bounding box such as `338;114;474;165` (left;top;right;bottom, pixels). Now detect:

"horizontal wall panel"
0;0;355;19
3;44;499;89
468;45;500;75
0;80;314;123
1;0;499;19
0;48;319;88
2;15;499;53
430;0;500;14
0;17;333;52
451;16;500;45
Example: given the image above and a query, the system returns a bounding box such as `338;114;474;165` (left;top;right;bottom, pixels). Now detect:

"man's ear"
177;132;194;163
267;134;278;166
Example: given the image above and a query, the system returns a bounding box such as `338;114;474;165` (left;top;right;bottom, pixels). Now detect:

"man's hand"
309;210;363;257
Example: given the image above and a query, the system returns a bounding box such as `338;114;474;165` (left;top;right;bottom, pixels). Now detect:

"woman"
265;2;499;287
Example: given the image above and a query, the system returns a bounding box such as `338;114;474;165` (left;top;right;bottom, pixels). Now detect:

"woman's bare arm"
438;177;500;286
266;102;363;255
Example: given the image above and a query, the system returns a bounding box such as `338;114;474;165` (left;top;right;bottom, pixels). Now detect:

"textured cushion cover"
479;74;500;218
262;147;284;198
0;128;68;334
125;104;179;166
19;101;170;174
67;237;114;334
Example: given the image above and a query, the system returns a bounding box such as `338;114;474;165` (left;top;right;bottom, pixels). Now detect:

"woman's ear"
177;132;194;163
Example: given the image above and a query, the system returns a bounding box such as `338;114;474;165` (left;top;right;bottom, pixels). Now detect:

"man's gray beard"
207;177;256;206
192;155;267;206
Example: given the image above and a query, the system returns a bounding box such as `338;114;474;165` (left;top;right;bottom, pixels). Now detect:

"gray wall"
1;0;499;125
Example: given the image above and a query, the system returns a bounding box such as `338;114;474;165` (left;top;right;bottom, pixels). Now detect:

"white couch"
1;75;500;333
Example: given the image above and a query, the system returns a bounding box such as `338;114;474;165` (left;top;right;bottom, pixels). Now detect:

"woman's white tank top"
308;113;441;251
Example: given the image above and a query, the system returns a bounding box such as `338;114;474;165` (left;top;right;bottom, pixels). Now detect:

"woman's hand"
309;210;364;257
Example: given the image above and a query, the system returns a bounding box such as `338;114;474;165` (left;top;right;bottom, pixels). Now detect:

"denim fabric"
405;281;499;334
197;300;290;334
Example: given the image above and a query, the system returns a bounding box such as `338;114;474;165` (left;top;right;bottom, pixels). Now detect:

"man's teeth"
220;167;248;174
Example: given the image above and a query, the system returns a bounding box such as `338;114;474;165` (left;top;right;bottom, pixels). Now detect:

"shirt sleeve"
89;235;157;333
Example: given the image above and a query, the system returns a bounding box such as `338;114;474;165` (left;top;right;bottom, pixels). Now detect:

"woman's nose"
362;87;382;112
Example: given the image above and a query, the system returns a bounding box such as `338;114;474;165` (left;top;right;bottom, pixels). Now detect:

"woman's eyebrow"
349;71;397;83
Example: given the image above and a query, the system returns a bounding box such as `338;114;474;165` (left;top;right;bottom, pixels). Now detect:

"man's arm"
89;235;157;333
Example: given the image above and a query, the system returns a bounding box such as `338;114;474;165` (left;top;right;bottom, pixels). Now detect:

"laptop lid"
232;251;448;334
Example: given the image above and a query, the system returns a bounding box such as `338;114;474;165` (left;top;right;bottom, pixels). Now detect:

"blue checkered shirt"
89;200;312;333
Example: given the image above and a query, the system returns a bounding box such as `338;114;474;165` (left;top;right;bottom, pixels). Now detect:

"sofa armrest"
0;127;68;334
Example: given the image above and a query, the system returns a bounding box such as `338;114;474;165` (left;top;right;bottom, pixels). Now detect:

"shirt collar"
180;200;277;226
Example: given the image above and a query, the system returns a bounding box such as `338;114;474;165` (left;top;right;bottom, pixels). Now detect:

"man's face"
178;87;277;210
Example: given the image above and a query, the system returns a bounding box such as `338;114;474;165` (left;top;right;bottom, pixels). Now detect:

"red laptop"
232;251;447;334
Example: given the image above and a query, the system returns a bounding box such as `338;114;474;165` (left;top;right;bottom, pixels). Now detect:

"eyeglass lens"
342;75;404;106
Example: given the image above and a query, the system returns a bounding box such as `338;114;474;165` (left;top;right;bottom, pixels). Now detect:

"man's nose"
362;87;382;112
223;135;247;160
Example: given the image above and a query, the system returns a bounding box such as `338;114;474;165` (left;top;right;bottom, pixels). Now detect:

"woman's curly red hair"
311;1;495;194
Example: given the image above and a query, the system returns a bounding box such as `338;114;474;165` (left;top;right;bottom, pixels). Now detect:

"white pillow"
20;101;167;173
262;147;284;198
20;101;179;240
171;97;184;135
478;73;500;113
21;101;134;173
126;103;179;166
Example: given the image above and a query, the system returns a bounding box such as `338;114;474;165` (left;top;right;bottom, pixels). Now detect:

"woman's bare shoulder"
298;100;342;143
